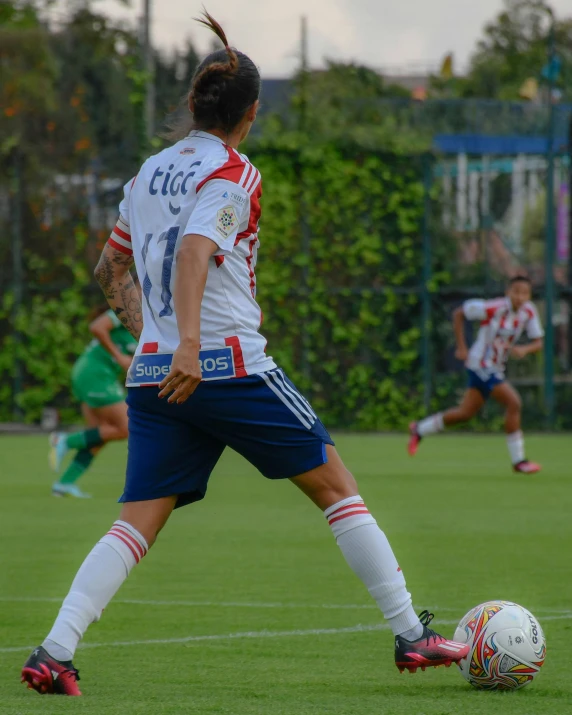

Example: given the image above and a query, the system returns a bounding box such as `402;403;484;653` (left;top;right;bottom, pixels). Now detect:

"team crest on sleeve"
216;205;238;238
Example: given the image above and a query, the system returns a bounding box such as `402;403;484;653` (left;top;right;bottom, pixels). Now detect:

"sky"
76;0;571;77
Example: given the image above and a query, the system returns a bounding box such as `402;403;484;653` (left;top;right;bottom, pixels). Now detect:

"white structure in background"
442;154;570;260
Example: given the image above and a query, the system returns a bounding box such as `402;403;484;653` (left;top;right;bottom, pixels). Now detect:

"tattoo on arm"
95;247;143;340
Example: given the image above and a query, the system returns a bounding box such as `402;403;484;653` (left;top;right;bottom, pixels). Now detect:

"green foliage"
0;254;92;423
251;144;439;429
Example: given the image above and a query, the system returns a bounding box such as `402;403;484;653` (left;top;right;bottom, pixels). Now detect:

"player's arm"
94;241;143;341
452;307;468;361
158;234;218;404
89;311;132;371
512;305;544;359
511;338;543;359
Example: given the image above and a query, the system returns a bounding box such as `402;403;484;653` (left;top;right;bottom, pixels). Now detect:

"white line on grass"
1;614;570;656
0;596;570;614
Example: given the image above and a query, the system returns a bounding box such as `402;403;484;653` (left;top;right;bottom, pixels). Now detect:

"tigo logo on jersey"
148;160;202;216
216;205;238;238
126;348;236;387
179;147;196;155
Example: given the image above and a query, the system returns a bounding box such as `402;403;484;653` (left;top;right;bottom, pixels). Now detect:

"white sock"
325;496;423;639
417;413;444;437
506;430;525;465
43;521;148;660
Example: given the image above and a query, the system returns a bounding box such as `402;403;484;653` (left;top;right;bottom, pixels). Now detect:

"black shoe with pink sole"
21;646;81;696
395;611;470;674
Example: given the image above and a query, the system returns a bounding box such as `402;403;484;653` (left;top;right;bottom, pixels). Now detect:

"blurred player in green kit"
49;305;136;498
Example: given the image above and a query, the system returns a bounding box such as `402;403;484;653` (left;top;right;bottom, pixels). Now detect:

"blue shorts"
121;368;334;508
466;368;504;399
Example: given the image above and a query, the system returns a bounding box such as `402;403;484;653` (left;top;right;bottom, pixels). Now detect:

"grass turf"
0;432;571;714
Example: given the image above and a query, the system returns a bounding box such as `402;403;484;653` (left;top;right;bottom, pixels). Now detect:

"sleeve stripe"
246;170;261;195
113;225;131;242
108;238;133;255
110;232;132;249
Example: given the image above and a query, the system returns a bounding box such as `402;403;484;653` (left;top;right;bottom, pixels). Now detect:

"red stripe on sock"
327;501;365;519
109;527;145;560
108;530;140;564
111;525;146;559
328;509;371;525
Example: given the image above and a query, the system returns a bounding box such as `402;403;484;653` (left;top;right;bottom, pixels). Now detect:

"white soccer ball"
454;600;546;690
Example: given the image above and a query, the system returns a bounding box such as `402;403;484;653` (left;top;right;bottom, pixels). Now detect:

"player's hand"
158;342;202;404
117;354;133;372
510;345;527;360
455;346;468;361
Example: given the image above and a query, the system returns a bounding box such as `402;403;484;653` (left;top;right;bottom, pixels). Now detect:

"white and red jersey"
109;129;275;376
463;297;544;377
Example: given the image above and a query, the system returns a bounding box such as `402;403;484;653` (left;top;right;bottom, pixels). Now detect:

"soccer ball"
454;600;546;690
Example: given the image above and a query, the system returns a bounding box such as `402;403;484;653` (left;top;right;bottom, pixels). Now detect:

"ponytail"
162;10;260;141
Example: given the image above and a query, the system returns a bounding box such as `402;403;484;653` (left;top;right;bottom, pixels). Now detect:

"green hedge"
0;146;444;428
251;146;439;429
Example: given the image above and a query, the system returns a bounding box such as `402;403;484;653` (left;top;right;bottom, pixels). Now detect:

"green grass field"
0;433;571;715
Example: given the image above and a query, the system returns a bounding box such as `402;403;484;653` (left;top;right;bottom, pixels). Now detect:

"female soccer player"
22;13;468;696
408;276;544;473
50;305;135;498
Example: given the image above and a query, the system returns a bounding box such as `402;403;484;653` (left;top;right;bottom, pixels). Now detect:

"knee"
109;423;129;441
507;394;522;412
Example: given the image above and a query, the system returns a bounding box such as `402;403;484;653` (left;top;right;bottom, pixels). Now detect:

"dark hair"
508;275;532;286
163;11;260;141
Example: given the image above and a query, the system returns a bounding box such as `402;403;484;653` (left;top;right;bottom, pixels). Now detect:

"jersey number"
141;226;180;319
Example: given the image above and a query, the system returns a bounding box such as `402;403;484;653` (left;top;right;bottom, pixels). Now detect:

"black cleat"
21;646;81;696
395;611;470;674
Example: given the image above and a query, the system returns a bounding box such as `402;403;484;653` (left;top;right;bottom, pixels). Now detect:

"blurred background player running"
50;304;135;498
408;276;544;473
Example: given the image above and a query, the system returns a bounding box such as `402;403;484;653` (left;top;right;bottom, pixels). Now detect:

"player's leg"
24;388;224;695
49;375;127;472
408;387;485;455
52;404;102;498
291;448;469;671
52;400;128;498
201;369;469;673
491;381;541;473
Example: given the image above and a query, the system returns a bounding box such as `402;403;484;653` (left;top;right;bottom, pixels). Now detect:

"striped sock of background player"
42;521;148;662
506;430;525;465
416;413;444;437
325;496;423;641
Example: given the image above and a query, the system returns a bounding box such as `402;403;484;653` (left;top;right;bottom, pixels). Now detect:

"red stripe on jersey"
241;163;253;189
328;509;371;525
142;342;159;354
214;255;225;268
246;237;257;296
108;238;132;255
113;225;131;242
225;336;247;377
195;147;246;192
524;306;534;320
108;530;140;563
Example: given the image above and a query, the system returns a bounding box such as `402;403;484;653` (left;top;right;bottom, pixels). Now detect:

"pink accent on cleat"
514;460;541;474
407;422;421;456
21;647;81;696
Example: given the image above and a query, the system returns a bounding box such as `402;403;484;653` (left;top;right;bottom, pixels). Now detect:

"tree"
459;0;572;100
259;61;428;152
